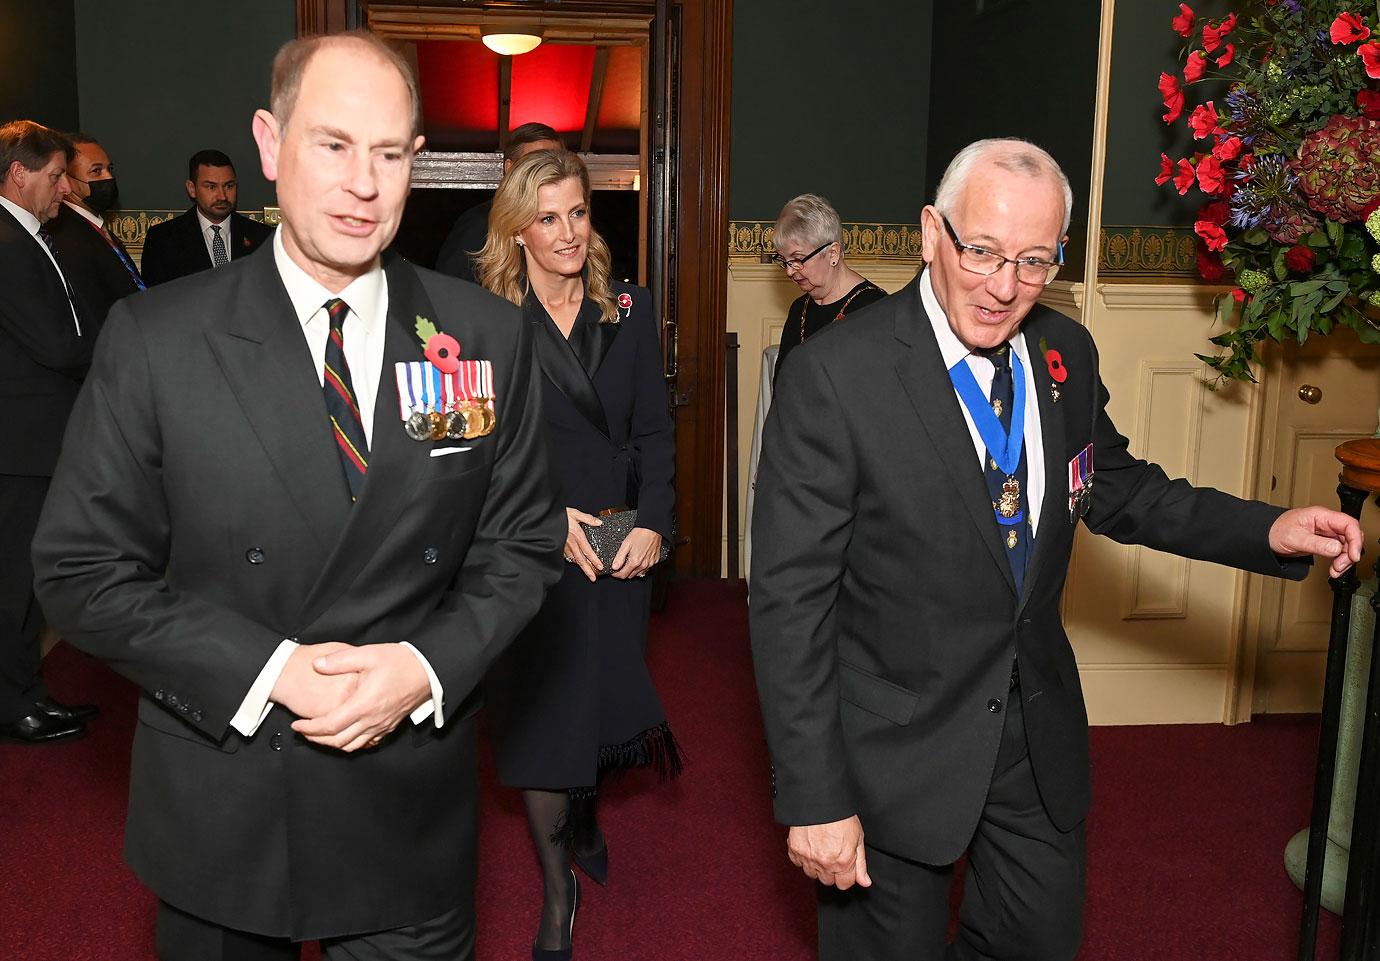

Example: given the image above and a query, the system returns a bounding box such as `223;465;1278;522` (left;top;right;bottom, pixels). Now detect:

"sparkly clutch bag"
580;508;670;575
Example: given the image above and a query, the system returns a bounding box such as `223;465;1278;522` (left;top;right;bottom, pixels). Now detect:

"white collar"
196;207;230;235
272;228;386;335
63;200;105;229
0;195;40;235
919;266;1030;371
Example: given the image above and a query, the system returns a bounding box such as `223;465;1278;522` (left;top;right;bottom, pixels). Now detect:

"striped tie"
322;298;369;502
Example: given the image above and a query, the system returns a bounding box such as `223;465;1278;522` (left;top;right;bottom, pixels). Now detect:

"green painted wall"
1102;0;1235;226
728;0;933;225
0;0;80;132
73;0;295;212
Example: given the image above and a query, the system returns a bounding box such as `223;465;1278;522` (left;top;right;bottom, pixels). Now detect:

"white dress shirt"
229;229;446;736
197;208;232;265
0;195;82;334
63;198;104;230
920;267;1045;536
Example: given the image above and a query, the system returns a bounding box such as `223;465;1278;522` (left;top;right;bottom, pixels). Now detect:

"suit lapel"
206;247;348;554
893;281;1016;595
1019;310;1070;609
569;296;620;378
178;209;213;271
526;294;611;437
296;252;440;624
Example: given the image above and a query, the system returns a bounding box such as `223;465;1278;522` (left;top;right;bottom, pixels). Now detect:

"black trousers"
818;684;1086;961
0;474;51;721
156;899;476;961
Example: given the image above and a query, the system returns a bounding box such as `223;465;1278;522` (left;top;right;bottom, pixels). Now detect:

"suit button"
191;710;203;722
166;693;179;707
154;689;165;701
987;698;1003;713
245;547;266;565
422;547;439;565
178;703;190;714
270;733;283;751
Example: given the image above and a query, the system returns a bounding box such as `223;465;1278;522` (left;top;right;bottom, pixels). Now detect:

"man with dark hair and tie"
434;120;562;283
0;119;98;744
141;148;273;287
33;30;563;961
43;132;144;324
750;138;1365;961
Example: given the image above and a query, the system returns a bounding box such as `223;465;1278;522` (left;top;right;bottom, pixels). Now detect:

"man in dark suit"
749;138;1364;961
33;31;563;961
0;120;99;745
434;121;561;283
141;148;273;286
43;132;144;324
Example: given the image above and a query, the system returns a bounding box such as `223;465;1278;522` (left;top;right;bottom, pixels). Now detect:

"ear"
251;109;281;183
412;134;426;156
920;206;941;266
184;180;196;202
6;160;24;189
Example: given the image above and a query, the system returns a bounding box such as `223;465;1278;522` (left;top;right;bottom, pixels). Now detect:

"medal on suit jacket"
948;352;1026;524
450;360;497;439
396;359;498;442
396;361;443;441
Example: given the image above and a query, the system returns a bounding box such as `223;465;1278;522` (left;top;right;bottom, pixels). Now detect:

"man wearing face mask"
43;132;144;327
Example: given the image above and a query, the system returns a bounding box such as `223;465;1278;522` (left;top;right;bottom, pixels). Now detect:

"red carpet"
0;579;1340;960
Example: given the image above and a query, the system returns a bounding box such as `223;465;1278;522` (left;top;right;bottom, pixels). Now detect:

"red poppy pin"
415;315;460;374
617;291;632;319
1038;337;1067;403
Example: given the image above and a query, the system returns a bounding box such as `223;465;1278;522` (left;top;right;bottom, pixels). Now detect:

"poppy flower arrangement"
1157;1;1380;382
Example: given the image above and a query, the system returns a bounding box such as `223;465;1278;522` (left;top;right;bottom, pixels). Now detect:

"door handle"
1297;384;1322;404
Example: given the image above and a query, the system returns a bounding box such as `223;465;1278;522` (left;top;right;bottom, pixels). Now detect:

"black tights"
522;789;578;951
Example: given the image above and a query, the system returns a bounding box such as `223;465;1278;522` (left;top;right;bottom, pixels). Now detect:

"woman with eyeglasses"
474;148;679;961
770;193;887;385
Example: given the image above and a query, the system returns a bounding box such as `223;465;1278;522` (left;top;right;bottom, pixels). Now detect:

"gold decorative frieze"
729;221;924;263
1098;226;1198;278
106;209;273;256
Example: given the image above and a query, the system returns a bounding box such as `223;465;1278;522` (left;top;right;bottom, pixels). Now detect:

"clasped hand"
564;507;663;583
269;641;431;753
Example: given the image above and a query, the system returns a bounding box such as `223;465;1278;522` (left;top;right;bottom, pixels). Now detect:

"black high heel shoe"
572;831;609;886
531;869;579;961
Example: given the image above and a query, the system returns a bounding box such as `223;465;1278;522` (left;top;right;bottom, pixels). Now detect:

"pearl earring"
516;238;525;247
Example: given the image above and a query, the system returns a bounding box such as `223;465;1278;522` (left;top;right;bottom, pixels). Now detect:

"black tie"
984;347;1031;594
36;229;81;311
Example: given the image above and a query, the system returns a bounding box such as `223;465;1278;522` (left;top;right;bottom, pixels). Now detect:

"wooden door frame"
299;0;732;578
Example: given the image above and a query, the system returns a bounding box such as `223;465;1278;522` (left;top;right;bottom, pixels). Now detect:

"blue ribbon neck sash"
947;350;1025;476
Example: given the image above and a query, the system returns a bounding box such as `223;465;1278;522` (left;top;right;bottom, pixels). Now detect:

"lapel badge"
1039;336;1068;403
617;291;632;321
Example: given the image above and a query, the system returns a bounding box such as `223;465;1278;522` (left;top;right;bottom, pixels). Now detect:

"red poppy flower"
1172;3;1195;37
1284;245;1316;273
1202;13;1236;52
1331;12;1371;44
617;292;633;310
1196;154;1227;195
1216;42;1236;68
1194;220;1228;251
424;332;462;374
1159;72;1186;123
1174;158;1197;195
1361;42;1380;79
1212;135;1243;161
1231;288;1247;303
1197;245;1226;282
1188;101;1220;139
1199;199;1231;225
1359;90;1380;119
1184;50;1208;83
1155;153;1174;185
1045;349;1068;384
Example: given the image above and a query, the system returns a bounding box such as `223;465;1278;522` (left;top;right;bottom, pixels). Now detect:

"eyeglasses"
769;241;832;272
941;215;1063;287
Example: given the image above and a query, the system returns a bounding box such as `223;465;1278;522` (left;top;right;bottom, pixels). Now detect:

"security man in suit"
749;138;1364;961
0;119;98;744
141;149;274;286
43;132;144;324
33;31;564;961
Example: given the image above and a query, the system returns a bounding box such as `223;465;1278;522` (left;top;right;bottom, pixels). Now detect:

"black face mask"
78;176;120;214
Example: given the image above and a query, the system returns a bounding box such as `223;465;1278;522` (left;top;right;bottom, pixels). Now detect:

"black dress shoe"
532;870;578;961
35;696;100;722
572;835;608;886
0;709;86;744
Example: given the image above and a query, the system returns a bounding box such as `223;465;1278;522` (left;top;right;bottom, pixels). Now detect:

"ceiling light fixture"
481;26;544;56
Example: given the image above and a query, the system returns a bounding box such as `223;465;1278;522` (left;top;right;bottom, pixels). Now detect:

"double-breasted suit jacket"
749;272;1306;865
32;245;566;939
485;281;676;790
140;207;274;287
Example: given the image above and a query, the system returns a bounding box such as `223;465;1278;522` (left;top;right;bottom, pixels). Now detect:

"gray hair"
772;193;843;252
934;138;1073;235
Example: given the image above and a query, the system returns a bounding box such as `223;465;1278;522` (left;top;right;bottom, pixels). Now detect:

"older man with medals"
33;31;563;961
749;138;1364;961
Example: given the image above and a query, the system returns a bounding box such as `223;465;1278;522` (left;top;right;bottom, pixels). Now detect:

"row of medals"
405;398;495;442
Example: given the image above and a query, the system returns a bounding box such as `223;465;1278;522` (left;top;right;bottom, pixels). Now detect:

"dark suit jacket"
434;199;492;284
141;208;274;287
32;246;565;939
0;204;94;476
43;202;140;325
748;273;1307;866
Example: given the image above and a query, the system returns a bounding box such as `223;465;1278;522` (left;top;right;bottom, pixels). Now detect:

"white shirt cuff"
401;641;445;727
230;638;299;737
